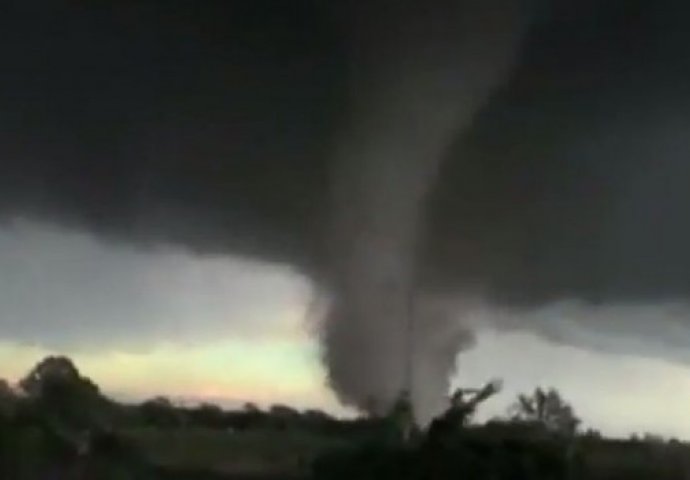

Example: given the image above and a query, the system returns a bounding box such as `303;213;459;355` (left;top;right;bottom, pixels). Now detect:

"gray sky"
0;218;311;349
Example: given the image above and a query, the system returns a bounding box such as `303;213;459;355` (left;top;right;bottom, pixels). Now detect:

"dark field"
157;469;304;480
134;427;690;480
127;428;345;477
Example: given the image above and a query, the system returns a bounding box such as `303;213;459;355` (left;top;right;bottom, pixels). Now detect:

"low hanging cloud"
0;220;310;350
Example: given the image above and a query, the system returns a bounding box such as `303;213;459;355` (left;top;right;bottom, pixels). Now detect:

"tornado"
323;0;529;423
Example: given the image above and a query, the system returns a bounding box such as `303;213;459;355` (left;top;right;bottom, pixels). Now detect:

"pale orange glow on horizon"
0;334;348;414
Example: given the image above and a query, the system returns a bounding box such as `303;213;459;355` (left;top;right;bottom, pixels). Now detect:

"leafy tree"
20;356;90;395
426;380;502;444
508;387;580;436
385;391;416;443
18;356;110;435
303;409;339;434
0;380;17;419
229;402;267;430
139;396;183;428
642;432;665;444
270;404;299;418
188;402;225;428
581;428;602;440
269;404;300;430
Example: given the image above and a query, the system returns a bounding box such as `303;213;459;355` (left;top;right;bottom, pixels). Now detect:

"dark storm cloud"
4;0;690;302
425;0;690;304
0;0;343;266
5;0;690;416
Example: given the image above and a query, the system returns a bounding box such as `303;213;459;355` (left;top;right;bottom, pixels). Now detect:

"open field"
136;427;690;480
156;468;304;480
125;427;349;477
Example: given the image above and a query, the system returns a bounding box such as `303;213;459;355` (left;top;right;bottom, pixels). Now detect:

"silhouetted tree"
0;380;17;420
581;428;602;440
385;390;416;443
642;432;665;444
188;402;224;428
270;404;299;418
18;356;110;436
230;402;267;430
139;397;183;429
427;380;502;444
302;409;340;434
508;387;580;436
269;404;300;430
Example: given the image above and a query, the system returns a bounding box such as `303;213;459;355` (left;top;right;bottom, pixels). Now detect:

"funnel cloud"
324;0;528;421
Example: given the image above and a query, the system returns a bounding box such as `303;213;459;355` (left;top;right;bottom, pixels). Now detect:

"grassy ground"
156;468;305;480
125;426;690;479
578;439;690;480
124;427;348;477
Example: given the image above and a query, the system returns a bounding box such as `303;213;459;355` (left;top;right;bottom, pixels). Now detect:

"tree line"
1;355;683;480
0;355;585;436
